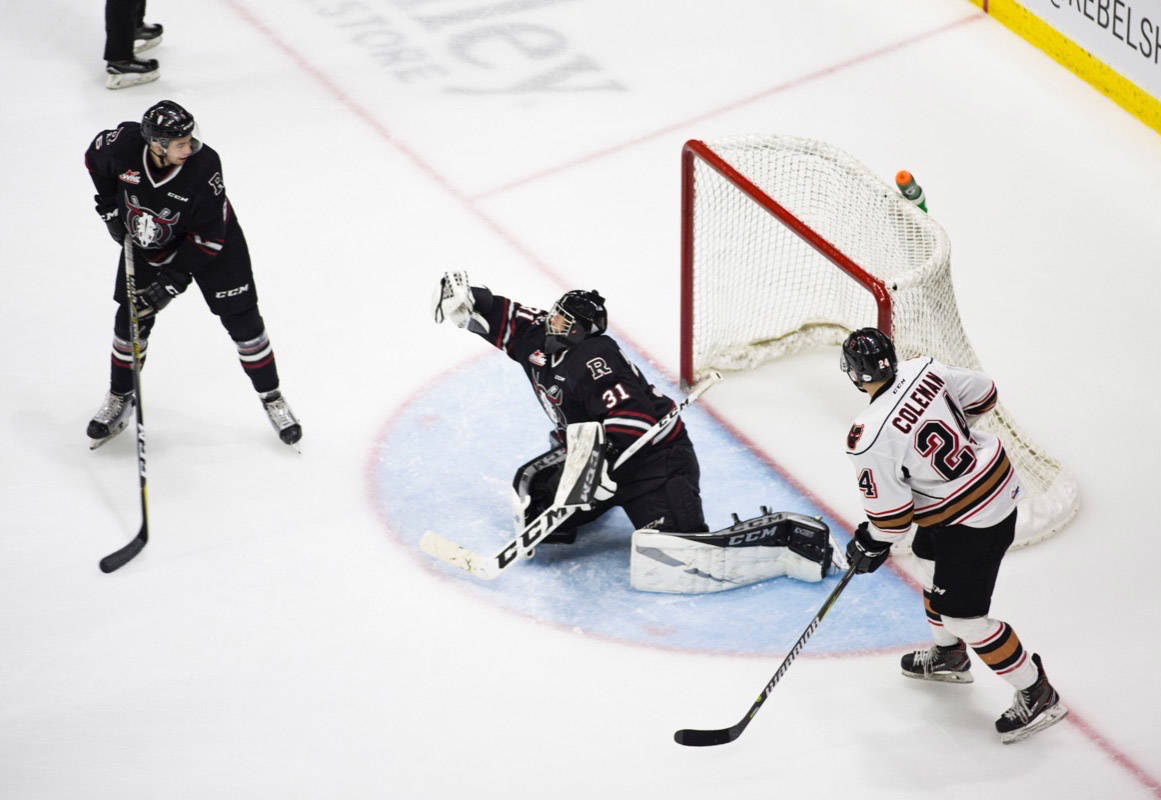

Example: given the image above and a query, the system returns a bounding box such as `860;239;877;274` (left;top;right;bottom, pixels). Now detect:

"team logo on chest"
534;378;565;428
124;192;181;248
847;423;864;450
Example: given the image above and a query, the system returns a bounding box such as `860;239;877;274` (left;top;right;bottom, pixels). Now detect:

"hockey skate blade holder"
630;510;833;593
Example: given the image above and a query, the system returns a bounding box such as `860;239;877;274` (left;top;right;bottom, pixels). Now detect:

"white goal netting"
681;135;1078;547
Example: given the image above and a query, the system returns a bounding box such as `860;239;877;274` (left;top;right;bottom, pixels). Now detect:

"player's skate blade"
996;653;1067;743
134;23;164;54
260;390;302;447
901;642;974;683
105;58;159;89
87;392;135;449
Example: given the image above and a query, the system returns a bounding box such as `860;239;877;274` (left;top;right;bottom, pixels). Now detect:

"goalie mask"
840;327;897;389
545;290;607;354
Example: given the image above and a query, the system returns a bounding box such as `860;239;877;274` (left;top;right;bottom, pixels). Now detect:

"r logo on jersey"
586;357;613;380
847;423;864;450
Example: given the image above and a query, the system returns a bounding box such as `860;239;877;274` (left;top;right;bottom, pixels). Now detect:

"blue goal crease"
372;345;931;656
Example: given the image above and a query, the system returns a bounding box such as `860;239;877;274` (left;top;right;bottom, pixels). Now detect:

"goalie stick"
420;370;723;579
673;562;858;746
99;237;150;574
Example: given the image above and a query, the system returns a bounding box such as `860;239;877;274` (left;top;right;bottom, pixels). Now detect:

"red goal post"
679;136;1078;547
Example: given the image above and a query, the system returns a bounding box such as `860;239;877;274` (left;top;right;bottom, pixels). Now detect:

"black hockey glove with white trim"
846;521;892;574
101;208;125;244
133;269;190;318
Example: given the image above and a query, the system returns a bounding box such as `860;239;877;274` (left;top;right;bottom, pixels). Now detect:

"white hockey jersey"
845;357;1021;541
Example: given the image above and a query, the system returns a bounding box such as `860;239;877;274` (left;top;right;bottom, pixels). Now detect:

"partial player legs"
104;0;159;89
88;305;154;446
219;308;301;446
903;516;1067;742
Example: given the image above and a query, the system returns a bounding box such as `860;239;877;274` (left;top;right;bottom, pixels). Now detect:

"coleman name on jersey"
846;357;1020;538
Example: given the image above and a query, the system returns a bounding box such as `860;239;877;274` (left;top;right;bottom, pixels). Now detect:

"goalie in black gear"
431;272;835;587
83;100;301;448
434;272;708;544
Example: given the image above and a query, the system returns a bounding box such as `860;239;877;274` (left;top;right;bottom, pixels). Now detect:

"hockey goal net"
680;136;1078;548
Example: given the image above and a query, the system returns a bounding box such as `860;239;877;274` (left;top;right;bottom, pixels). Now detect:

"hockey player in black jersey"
84;100;301;447
433;272;708;544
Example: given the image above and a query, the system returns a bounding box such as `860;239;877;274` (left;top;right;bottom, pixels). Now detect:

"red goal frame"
679;139;893;387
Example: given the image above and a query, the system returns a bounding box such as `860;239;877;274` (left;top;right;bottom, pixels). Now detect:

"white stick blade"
419;532;498;580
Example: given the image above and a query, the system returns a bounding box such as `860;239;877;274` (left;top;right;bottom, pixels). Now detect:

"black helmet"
840;327;897;389
545;290;607;354
141;100;202;153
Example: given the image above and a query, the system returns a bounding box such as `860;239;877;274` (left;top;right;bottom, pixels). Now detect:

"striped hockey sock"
109;333;148;395
968;621;1039;690
235;330;279;394
924;589;961;647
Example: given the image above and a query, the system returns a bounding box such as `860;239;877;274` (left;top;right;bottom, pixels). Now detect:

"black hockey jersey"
471;289;688;466
84;122;239;272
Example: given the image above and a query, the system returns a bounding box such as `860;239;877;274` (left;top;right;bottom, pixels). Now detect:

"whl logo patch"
118;170;141;185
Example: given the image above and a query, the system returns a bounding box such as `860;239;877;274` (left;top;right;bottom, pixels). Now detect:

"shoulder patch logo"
528;350;546;367
586;357;613;380
118;169;141;185
208;171;225;196
847;423;864;450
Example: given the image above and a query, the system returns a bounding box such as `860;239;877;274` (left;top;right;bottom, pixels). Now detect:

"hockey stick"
420;370;723;579
674;561;858;746
99;237;150;574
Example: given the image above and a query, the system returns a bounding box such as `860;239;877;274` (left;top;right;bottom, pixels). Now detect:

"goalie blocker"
630;509;835;594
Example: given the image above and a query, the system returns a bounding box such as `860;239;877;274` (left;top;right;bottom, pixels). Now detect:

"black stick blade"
99;530;147;573
674;727;740;747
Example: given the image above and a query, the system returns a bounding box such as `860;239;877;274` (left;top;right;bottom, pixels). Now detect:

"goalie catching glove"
432;271;489;334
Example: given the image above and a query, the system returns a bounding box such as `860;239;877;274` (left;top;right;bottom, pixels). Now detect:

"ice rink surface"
2;1;1160;798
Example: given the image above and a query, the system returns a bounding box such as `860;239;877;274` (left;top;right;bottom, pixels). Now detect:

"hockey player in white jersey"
839;327;1067;744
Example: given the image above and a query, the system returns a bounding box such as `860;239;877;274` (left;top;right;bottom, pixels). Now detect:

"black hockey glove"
133;270;190;318
101;208;125;244
846;522;892;574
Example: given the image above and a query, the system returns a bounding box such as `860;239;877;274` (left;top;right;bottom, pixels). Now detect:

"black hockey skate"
105;57;159;89
134;23;164;54
87;391;135;449
260;390;302;446
995;653;1068;744
901;640;974;683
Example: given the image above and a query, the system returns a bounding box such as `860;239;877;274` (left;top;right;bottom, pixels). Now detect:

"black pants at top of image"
104;0;147;61
527;436;707;536
911;509;1017;619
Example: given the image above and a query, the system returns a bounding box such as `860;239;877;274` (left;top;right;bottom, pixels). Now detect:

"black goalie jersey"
469;289;689;469
84;121;240;272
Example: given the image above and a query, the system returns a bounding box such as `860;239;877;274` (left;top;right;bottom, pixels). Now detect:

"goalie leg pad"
629;511;832;594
